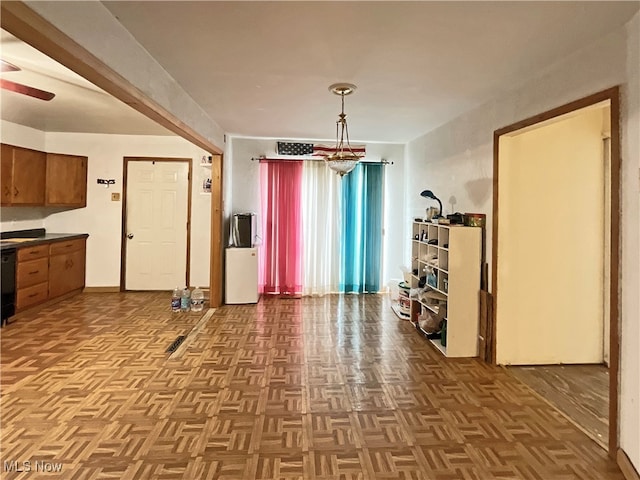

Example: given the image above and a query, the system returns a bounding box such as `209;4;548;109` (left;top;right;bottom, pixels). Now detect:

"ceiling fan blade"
0;79;55;101
1;60;21;73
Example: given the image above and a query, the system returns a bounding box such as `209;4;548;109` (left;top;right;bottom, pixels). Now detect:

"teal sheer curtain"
340;162;384;293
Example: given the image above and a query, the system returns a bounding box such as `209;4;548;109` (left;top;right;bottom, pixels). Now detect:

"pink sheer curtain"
259;160;303;296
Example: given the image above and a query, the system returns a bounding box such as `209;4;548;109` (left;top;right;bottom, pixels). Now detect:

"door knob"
127;233;134;239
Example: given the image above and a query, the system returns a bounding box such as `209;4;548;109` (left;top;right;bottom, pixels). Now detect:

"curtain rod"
251;156;393;165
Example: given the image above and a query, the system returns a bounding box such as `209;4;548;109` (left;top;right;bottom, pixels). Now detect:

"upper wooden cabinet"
1;143;13;205
46;153;88;207
1;145;46;206
1;144;88;208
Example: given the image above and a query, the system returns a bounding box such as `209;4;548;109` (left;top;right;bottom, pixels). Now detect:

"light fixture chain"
325;82;360;176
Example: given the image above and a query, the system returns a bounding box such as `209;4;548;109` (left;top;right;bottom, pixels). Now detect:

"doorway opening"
492;88;620;457
121;157;192;291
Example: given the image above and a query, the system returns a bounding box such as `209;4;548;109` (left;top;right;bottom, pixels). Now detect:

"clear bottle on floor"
180;287;191;312
171;287;181;313
191;286;205;312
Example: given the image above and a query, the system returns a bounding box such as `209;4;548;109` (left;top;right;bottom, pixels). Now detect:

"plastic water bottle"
171;287;181;313
191;287;204;312
180;287;191;312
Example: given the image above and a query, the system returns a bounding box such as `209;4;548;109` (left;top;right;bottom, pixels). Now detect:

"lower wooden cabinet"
16;245;50;310
16;282;49;310
16;257;49;289
14;237;87;312
49;240;86;298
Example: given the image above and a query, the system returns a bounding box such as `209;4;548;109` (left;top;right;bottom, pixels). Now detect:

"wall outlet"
111;193;121;201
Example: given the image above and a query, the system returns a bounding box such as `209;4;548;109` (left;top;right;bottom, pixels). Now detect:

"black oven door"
1;248;16;324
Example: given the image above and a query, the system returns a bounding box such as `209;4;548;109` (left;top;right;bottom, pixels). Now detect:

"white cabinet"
225;247;259;304
410;221;481;357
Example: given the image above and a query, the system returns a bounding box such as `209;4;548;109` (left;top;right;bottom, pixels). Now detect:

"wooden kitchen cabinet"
16;283;49;311
1;144;46;206
14;237;87;313
46;153;88;207
1;144;13;204
48;238;86;298
16;257;49;289
15;245;50;310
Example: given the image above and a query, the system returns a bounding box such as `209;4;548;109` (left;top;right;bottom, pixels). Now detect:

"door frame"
209;154;224;307
491;86;621;458
120;157;193;291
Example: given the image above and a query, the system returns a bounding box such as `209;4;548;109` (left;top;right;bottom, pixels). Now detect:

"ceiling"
0;30;173;136
2;2;638;143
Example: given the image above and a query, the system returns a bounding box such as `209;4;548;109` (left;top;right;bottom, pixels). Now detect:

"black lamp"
420;190;442;218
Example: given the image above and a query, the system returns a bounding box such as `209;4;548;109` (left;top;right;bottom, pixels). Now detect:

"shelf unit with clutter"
410;219;482;357
199;155;214;193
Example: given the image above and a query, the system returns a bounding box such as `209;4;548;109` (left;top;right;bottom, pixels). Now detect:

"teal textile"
340;162;384;293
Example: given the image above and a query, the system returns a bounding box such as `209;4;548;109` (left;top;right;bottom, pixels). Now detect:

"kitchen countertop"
0;232;89;252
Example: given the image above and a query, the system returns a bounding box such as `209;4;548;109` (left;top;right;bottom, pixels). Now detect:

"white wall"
1;120;46;150
0;121;212;288
620;11;640;471
406;26;629;281
406;14;639;469
228;137;406;288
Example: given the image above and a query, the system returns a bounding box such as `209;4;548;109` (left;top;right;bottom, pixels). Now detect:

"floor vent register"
166;335;186;354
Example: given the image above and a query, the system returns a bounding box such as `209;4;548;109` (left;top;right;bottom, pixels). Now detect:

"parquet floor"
0;293;623;479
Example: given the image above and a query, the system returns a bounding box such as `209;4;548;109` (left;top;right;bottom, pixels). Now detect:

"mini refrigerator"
225;247;259;304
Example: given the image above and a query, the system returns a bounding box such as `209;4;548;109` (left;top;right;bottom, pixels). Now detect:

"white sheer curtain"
302;160;342;295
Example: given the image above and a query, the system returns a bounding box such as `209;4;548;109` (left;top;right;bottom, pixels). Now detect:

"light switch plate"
111;193;121;201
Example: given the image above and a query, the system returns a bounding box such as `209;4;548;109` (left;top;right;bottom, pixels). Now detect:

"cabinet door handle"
69;259;74;268
28;293;38;298
28;270;39;275
4;186;9;196
13;187;19;197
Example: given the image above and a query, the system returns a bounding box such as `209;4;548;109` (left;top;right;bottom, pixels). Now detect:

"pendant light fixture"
324;83;363;176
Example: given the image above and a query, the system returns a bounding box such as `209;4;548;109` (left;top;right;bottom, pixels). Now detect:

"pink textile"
259;160;303;295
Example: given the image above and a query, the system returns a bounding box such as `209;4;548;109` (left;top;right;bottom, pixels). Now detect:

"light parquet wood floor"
0;293;623;479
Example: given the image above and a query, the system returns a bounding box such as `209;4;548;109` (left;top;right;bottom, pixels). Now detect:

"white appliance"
225;247;259;304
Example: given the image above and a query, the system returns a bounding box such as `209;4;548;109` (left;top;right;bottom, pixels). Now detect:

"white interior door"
125;161;189;290
496;106;606;365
